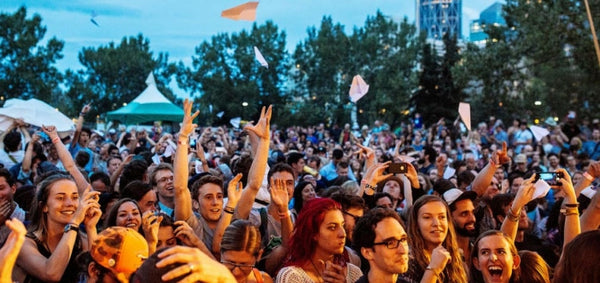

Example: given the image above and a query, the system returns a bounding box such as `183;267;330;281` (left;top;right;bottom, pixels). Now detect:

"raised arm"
70;104;90;150
557;168;580;249
574;161;599;197
173;99;199;221
472;142;509;196
42;125;90;194
0;219;26;283
212;173;243;255
110;154;133;188
580;190;600;232
501;174;535;241
21;133;41;176
235;105;272;220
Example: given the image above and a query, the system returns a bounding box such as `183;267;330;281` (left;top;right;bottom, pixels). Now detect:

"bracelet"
51;137;60;144
583;172;595;182
560;207;579;216
223;206;234;214
178;139;188;146
565;203;579;208
425;266;440;277
364;183;377;196
507;207;520;222
278;211;290;219
79;112;85;116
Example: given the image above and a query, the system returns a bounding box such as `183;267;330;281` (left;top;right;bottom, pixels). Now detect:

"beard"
455;222;478;237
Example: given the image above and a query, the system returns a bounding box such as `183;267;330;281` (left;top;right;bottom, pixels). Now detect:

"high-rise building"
469;2;506;47
416;0;462;40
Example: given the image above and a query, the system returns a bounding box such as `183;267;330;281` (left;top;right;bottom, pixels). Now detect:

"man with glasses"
352;207;409;282
150;163;175;217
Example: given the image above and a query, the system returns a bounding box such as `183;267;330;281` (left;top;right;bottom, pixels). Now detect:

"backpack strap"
259;207;268;240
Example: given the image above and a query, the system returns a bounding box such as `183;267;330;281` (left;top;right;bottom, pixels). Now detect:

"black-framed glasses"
372;237;408;249
220;260;255;273
157;176;174;183
342;210;361;222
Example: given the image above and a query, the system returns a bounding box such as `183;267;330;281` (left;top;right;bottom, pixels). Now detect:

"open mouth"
126;223;138;228
61;210;75;215
210;208;221;213
488;266;503;278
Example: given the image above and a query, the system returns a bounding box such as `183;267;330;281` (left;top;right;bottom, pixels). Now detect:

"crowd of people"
0;101;599;283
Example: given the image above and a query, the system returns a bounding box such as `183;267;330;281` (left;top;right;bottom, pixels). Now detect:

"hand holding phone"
535;172;564;186
388;162;408;174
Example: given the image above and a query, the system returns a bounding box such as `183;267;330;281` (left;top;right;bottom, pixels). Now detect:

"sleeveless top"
252;268;264;283
23;232;83;283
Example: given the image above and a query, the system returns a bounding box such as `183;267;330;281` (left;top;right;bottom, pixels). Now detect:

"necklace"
309;259;324;282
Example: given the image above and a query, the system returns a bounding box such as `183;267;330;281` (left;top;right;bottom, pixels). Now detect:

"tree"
0;6;64;103
177;21;289;125
64;34;176;119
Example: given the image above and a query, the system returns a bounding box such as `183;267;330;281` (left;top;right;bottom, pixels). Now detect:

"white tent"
106;73;184;124
0;98;74;133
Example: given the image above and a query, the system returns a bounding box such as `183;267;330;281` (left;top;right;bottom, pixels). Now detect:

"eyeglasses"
157;176;174;183
220;260;255;273
342;210;361;222
372;237;408;249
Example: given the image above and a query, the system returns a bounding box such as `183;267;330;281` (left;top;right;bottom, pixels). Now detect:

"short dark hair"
490;193;515;220
332;149;344;160
457;170;475;187
119;159;148;190
336;161;349;169
75;151;90;168
373;192;394;207
121;180;153;202
0;168;15;187
4;131;21;152
89;172;111;188
330;193;366;211
267;163;294;183
353;207;402;254
191;174;223;200
286;152;305;166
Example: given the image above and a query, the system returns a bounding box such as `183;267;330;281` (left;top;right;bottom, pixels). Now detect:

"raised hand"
270;177;290;212
180;98;199;137
173;220;203;248
428;246;451;277
41;125;59;141
142;210;163;244
244;105;272;139
80;103;91;115
512;174;536;209
226;173;243;206
154;245;235;283
72;187;101;226
322;260;347;283
0;218;27;282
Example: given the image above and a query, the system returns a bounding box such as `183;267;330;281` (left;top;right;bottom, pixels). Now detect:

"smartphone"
389;162;408;174
536;172;564;186
332;254;347;269
189;137;196;147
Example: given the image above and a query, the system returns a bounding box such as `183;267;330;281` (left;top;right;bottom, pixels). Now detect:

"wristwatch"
64;223;80;234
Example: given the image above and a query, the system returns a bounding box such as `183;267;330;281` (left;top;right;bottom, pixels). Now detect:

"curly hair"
286;198;341;267
407;195;467;283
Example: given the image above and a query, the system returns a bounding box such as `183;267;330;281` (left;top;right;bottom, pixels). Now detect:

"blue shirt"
319;161;356;182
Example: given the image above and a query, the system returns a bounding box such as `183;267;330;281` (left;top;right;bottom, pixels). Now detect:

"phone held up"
535;171;564;186
388;162;408;174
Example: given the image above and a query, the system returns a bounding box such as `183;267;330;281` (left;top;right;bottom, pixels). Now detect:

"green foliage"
457;0;600;125
0;6;64;103
177;21;289;126
64;34;176;119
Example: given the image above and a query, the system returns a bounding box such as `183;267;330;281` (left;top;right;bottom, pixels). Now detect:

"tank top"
23;232;83;283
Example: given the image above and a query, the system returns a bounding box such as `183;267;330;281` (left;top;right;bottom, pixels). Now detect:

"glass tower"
416;0;462;39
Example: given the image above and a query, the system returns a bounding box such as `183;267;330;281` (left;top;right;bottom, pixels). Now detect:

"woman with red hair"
276;198;362;282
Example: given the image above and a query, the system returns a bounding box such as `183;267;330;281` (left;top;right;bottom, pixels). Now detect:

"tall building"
469;2;506;47
416;0;462;40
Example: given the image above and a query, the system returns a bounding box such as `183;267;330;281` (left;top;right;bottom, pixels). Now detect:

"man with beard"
352;207;410;282
442;188;478;263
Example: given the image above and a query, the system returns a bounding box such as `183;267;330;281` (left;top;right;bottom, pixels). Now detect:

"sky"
1;0;500;97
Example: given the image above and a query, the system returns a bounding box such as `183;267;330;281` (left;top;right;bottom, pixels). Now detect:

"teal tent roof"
106;73;184;124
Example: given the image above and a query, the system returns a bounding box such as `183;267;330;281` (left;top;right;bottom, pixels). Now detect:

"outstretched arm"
472;142;509;196
235;105;272;220
212;173;243;256
557;168;580;249
42;125;90;194
173;99;199;221
70;104;90;150
501;174;535;241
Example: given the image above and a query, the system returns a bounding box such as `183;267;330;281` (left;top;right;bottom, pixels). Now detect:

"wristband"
79;112;85;116
178;139;188;146
560;207;579;216
278;211;290;219
565;203;579;208
583;172;594;182
223;206;234;214
507;207;520;222
364;183;377;196
51;137;60;144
